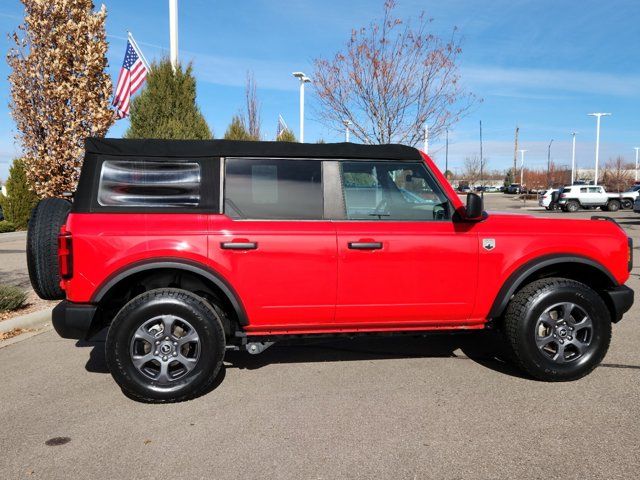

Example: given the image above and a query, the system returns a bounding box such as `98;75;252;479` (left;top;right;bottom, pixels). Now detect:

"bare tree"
244;72;261;140
602;156;632;192
312;0;477;145
462;156;481;185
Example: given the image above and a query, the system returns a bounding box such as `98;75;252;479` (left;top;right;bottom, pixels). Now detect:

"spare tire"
27;198;71;300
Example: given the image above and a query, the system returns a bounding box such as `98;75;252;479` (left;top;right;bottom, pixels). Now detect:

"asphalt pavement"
1;195;639;479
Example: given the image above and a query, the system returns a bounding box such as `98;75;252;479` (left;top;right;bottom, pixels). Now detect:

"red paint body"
61;153;630;336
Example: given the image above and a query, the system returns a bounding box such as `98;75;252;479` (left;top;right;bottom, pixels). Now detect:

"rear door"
333;159;478;328
209;158;337;332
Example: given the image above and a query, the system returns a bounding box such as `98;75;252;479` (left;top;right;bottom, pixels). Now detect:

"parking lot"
1;194;639;479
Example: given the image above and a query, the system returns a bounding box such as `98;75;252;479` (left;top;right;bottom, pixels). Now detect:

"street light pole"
343;120;352;142
169;0;178;72
546;139;554;187
445;128;449;178
292;72;311;142
518;149;527;187
588;113;611;185
571;132;577;185
635;147;639;182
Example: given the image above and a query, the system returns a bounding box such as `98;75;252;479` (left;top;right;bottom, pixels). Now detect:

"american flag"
112;40;148;119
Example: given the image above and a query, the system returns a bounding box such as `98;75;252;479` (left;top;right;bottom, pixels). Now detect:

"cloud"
464;66;640;97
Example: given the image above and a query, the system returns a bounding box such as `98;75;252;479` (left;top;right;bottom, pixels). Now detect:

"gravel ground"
0;195;639;479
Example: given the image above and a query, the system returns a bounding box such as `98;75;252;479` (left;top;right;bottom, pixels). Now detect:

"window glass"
580;187;588;193
589;187;600;193
341;161;450;220
224;158;323;219
98;160;200;207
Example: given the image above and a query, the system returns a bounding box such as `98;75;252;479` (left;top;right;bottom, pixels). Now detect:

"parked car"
505;183;524;194
633;195;640;213
484;186;500;193
457;185;471;193
539;188;559;210
558;185;636;212
26;138;634;402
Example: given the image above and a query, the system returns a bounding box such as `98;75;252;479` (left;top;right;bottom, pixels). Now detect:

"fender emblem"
482;239;496;251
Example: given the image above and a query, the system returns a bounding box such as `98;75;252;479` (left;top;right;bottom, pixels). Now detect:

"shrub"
224;115;256;140
0;285;27;312
276;128;297;142
0;158;39;230
0;221;16;233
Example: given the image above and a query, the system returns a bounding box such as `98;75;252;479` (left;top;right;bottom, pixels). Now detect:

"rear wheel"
503;278;611;381
106;288;226;403
607;199;621;212
566;200;580;213
621;199;633;209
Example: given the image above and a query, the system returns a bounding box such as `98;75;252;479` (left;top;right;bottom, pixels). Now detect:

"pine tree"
0;158;39;229
224;115;254;140
8;0;114;197
126;59;212;140
276;129;297;142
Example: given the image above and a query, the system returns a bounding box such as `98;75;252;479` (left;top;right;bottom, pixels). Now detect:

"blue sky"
0;0;639;178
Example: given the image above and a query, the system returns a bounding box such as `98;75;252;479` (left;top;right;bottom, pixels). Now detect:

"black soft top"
85;137;421;161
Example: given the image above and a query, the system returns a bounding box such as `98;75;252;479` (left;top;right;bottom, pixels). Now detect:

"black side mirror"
551;191;560;203
465;192;484;220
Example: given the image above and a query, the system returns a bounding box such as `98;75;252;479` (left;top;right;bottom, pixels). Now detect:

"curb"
0;307;53;334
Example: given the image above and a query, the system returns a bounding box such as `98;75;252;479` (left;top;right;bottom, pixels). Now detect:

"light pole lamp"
634;147;639;183
343;120;352;142
588;113;611;185
292;72;310;143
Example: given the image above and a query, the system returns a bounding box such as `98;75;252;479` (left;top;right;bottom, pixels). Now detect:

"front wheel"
106;288;226;403
502;278;611;381
621;199;633;209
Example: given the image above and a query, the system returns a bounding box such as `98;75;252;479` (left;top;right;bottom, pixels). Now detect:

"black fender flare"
92;259;249;326
488;254;618;319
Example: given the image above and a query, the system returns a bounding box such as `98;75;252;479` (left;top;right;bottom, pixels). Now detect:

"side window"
97;160;201;207
341;161;450;221
588;187;600;193
580;187;588;193
224;158;323;220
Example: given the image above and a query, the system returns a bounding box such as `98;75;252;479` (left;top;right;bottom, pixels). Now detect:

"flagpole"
169;0;178;72
127;32;152;72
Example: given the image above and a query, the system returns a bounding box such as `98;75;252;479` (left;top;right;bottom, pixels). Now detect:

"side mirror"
551;191;560;203
465;192;484;220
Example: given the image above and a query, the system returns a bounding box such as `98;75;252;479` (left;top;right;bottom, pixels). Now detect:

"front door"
334;160;478;328
209;158;336;332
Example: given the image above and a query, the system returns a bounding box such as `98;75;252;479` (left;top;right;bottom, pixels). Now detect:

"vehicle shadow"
224;331;530;379
75;331;640;390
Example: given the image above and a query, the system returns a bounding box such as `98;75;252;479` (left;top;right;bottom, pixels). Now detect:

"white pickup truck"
557;185;640;212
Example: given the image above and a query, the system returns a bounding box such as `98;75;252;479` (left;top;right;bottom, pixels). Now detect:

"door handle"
348;242;383;250
220;241;258;250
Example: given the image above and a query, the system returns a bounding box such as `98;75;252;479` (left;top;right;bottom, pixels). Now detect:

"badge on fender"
482;238;496;251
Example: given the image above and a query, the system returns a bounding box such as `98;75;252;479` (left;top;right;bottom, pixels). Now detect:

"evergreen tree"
224;115;255;140
126;59;212;139
0;158;39;229
276;128;297;142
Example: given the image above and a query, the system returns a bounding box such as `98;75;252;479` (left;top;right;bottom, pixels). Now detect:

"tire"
106;288;226;403
566;200;580;213
621;199;633;209
26;198;71;300
503;278;611;381
600;205;609;211
607;199;620;212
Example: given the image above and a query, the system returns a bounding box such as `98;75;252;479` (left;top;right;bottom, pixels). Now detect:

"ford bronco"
27;138;634;402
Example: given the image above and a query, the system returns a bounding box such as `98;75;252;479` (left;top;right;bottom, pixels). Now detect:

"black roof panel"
85;137;421;161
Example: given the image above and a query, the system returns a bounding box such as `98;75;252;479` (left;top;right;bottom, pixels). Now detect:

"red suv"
27;138;634;402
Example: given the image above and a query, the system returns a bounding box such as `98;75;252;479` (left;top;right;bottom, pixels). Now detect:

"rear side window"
224;158;323;220
98;160;201;207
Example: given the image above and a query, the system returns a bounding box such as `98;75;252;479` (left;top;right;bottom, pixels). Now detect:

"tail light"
560;193;567;198
58;227;73;280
